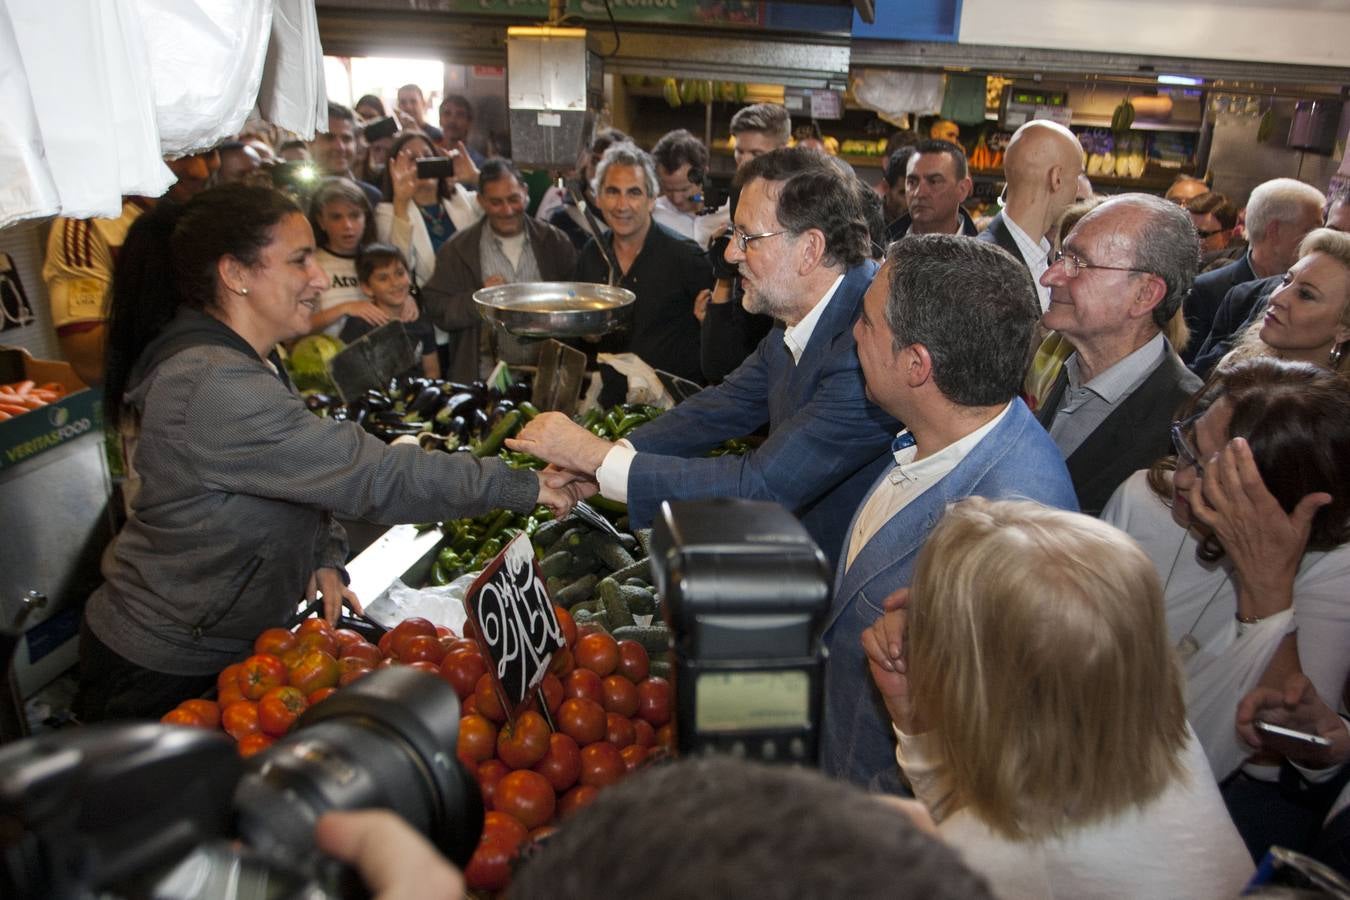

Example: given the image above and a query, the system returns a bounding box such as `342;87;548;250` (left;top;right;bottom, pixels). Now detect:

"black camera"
415;156;458;180
362;116;398;143
0;667;482;899
651;499;831;766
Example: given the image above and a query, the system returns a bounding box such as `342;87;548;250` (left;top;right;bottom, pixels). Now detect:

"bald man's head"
1002;121;1084;230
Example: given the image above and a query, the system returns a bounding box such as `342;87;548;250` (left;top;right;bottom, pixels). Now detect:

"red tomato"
463;836;517;893
616;640;650;682
178;699;221;729
307;686;337;705
529;824;558;842
254;627;298;657
435;624;456;639
447;637;479;655
621;743;649;772
553;604;577;648
161;707;207;728
339;641;381;664
456;713;498;766
377;630;399;659
236;733;275;758
258;685;308;737
287;649;340;695
574;632;619;677
631;717;656;748
297;632;338;659
461;695;479;716
637;676;672;727
579;741;625;788
563;668;603;704
601;675;639;716
407;661;442;676
605;712;636;749
496;710;551;770
437;634;458;657
655;723;675;751
558;784;599;818
390;618;438;659
477;760;511;810
482;810;527;848
295;618;334;639
217;663;244;694
221;700;261;740
536;674;563;716
576;622;606;640
240;654;287;700
557;697;606;746
217;682;246;707
474;673;507;724
532;732;581;792
548;646;575;677
494;770;556;830
332;628;365;651
338;667;371;687
339;655;374;676
400;635;446;665
280;646;306;669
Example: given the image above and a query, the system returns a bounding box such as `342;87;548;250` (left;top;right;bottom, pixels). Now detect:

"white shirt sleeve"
595;440;636;502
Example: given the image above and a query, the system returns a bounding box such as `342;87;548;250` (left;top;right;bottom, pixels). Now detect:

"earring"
234;286;249;296
1330;342;1345;369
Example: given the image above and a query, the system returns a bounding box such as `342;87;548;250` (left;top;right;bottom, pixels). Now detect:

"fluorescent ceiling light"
1157;74;1204;86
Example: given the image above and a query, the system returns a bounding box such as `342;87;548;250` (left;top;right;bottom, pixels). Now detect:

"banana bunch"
1110;100;1135;133
660;78;747;108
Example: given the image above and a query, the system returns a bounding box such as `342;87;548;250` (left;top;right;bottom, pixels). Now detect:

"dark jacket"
421;216;577;382
975;210;1022;259
884;206;979;244
1182;252;1256;364
86;308;539;675
1190;275;1282;378
1037;344;1202;516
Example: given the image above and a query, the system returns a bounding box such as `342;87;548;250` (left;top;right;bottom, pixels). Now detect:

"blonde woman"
864;498;1252;899
1221;227;1350;373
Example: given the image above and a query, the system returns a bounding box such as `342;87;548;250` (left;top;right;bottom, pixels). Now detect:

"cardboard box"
0;348;100;472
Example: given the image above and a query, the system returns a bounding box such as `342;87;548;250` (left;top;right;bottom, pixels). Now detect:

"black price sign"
464;533;565;722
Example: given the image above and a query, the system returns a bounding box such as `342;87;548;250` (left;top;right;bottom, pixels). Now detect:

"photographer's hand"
316;810;465;900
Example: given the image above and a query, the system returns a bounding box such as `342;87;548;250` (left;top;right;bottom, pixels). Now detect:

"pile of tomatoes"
453;609;673;893
161;609;675;894
160;616;460;756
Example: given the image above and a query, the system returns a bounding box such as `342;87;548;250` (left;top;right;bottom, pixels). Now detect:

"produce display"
0;379;68;420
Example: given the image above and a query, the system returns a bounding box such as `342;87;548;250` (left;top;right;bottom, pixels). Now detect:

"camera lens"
233;667;483;869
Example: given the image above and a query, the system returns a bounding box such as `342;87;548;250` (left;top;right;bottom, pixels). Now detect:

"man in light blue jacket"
822;235;1078;789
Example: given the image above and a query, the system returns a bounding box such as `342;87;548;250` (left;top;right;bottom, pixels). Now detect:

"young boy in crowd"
342;244;440;378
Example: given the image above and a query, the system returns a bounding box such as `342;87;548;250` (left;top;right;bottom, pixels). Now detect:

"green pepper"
472;409;523;457
614;413;648;437
430;560;452;586
580;407;604;429
481;508;515;542
437;546;461;568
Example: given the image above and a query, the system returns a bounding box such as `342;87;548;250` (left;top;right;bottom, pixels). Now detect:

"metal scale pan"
473;281;635;338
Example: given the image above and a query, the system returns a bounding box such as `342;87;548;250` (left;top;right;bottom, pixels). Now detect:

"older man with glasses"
509;147;899;566
1035;193;1204;515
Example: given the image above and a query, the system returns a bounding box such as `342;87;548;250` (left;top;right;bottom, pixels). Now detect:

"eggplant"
506;381;531;404
363;389;393;412
304;392;334;411
372;410;411;427
470;407;490;436
409;385;443;418
486;401;515;429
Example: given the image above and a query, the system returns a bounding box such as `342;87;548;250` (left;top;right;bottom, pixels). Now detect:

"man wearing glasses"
1036;193;1204;515
510;148;898;566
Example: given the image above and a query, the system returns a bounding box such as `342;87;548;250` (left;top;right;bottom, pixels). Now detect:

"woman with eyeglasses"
1219;227;1350;375
1100;357;1350;858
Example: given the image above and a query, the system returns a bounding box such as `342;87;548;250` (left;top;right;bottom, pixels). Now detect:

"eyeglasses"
1170;411;1206;477
732;227;790;252
1051;249;1153;279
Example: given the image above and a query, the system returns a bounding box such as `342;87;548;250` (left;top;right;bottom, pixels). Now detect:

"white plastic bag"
596;352;675;408
0;2;60;227
256;0;326;140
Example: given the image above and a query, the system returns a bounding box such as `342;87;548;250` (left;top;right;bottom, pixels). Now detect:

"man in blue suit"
508;148;898;565
821;235;1078;790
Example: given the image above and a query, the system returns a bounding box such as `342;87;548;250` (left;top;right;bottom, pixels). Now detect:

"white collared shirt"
1001;213;1052;312
844;403;1013;570
783;274;844;364
595;273;846;501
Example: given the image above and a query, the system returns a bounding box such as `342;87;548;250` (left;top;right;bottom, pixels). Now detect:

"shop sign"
463;532;564;722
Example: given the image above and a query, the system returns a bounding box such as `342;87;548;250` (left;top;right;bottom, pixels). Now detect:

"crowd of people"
40;83;1350;897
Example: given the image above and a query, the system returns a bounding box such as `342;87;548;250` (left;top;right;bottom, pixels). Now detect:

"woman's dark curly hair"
1149;357;1350;560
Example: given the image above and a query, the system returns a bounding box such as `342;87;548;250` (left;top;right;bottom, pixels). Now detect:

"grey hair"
1090;193;1200;331
730;103;792;144
592;142;658;199
1245;178;1326;242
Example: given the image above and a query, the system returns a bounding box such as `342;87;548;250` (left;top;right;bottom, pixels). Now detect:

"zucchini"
472;409;523;457
590;535;636;572
540;550;573;579
611;624;671;655
553;574;599;609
